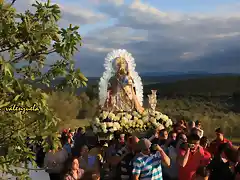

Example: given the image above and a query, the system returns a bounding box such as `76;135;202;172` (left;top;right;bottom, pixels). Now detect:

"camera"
188;143;195;149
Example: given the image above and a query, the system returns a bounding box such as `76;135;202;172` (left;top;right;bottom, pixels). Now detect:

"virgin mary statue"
98;49;144;114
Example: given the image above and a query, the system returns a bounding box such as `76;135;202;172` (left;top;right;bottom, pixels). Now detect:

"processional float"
90;49;172;139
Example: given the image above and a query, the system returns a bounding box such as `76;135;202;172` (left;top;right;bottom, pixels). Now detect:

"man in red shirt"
200;136;211;165
177;134;211;180
208;128;232;157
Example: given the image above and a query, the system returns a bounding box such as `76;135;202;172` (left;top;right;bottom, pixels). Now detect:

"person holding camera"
132;138;170;180
177;134;211;180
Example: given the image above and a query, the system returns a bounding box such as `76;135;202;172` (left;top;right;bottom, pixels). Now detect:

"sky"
16;0;240;76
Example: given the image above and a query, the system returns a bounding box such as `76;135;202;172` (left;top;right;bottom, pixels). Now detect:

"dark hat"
138;138;151;151
195;120;201;126
215;127;224;134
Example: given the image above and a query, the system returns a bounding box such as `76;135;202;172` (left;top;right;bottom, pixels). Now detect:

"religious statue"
99;49;144;114
92;49;173;136
104;57;144;113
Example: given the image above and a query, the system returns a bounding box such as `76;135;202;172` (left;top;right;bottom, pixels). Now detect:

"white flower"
156;124;164;131
109;128;115;133
113;122;121;129
161;115;169;122
121;117;128;124
101;122;107;130
153;122;160;128
133;117;138;121
122;112;127;117
116;113;122;118
106;122;113;127
142;110;148;117
95;117;100;124
126;114;132;120
108;112;115;120
156;113;161;120
114;115;120;121
128;121;133;127
150;117;156;124
102;111;109;119
142;116;148;122
137;120;143;125
165;119;173;127
93;126;98;133
132;111;138;117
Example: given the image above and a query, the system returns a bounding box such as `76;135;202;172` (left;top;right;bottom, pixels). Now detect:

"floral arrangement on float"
90;49;172;139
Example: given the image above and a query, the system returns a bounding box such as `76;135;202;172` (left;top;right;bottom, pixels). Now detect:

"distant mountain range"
30;72;240;94
140;71;239;76
139;72;240;84
85;72;239;85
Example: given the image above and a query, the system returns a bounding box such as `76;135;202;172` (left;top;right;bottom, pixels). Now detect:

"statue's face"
115;57;128;75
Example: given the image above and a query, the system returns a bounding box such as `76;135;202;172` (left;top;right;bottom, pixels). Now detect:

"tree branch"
0;40;26;53
11;0;17;6
11;49;56;63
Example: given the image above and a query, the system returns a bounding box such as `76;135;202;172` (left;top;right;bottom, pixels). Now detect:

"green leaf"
3;62;14;77
78;72;88;82
40;92;48;99
13;95;21;101
0;101;10;108
81;81;87;87
30;74;35;80
4;86;15;93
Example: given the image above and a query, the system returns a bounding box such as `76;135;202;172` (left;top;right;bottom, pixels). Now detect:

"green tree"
86;84;98;100
0;0;87;178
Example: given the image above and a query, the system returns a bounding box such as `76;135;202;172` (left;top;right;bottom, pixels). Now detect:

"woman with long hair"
64;157;84;180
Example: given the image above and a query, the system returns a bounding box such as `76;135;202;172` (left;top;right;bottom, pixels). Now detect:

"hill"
141;73;239;85
29;74;240;98
144;75;240;96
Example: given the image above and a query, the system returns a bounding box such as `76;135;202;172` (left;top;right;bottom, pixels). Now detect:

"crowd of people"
35;119;240;180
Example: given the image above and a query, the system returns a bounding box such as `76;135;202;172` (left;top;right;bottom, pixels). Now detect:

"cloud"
58;4;107;25
14;0;107;26
77;0;240;76
13;0;240;76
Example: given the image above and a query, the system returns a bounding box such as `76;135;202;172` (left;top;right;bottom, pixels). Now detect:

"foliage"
48;91;82;124
0;0;87;178
158;97;240;138
47;91;97;122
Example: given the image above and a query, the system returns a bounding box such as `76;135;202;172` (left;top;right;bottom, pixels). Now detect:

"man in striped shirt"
132;138;170;180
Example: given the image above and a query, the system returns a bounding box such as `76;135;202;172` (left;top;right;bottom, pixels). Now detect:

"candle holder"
148;90;157;112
